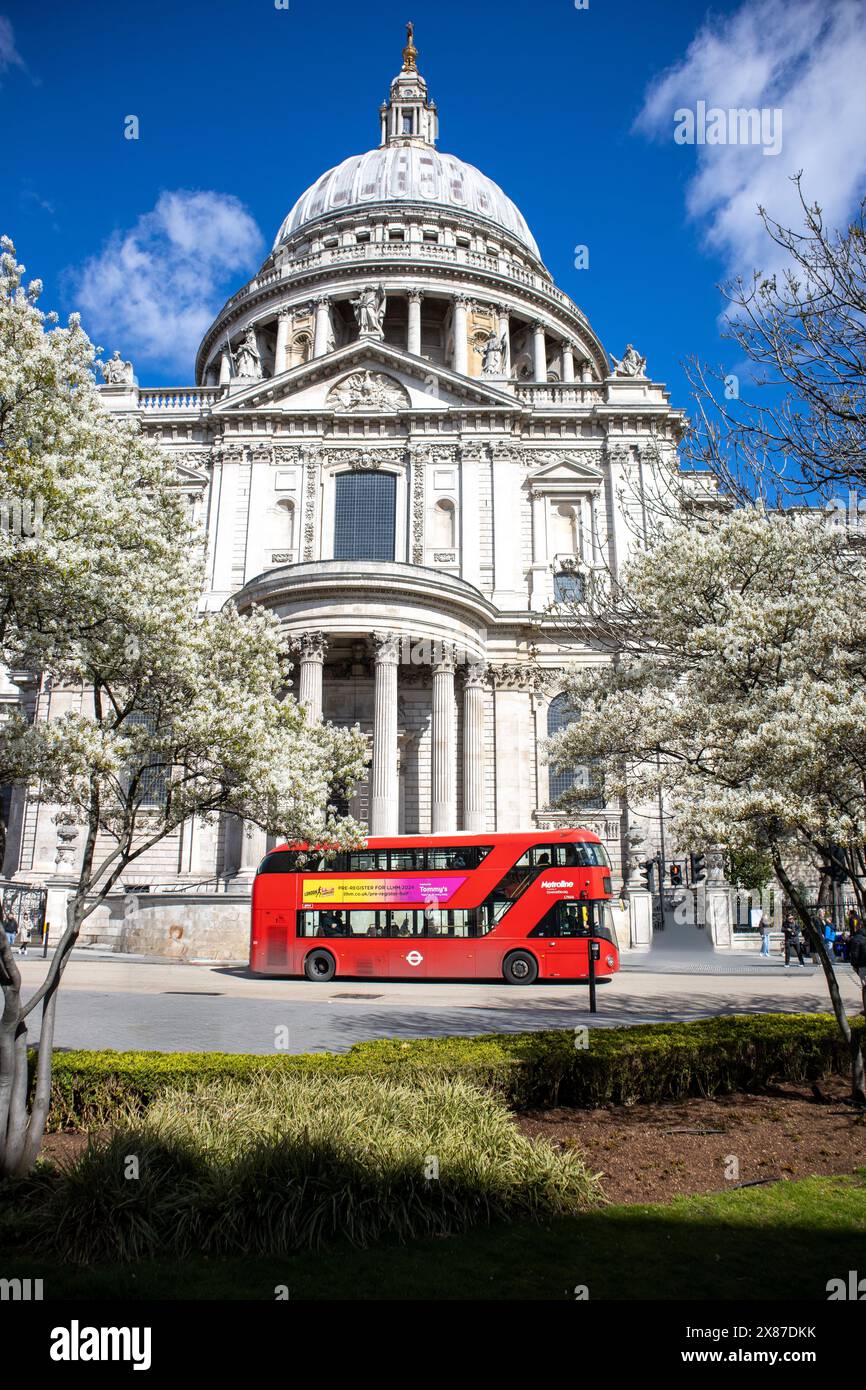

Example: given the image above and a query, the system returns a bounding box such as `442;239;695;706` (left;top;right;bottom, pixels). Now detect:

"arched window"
547;693;603;809
333;471;396;562
554;570;584;604
432;499;456;548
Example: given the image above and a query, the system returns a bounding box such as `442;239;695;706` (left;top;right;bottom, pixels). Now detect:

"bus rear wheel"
502;951;538;985
304;949;336;982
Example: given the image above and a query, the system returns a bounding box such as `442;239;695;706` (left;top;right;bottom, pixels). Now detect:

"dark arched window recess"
547;693;604;809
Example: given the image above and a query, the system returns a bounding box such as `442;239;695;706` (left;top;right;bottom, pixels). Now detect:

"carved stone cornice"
322;447;405;470
272;445;304;464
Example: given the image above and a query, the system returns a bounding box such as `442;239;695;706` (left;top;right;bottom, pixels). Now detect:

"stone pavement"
16;948;863;1055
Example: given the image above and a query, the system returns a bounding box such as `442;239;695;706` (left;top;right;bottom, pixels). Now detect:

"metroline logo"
542;880;575;890
49;1321;152;1371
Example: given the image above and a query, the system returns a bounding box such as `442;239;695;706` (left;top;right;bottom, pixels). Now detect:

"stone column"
462;663;487;832
561;340;576;382
497;305;511;375
275;307;291;374
452;296;470;375
431;645;457;832
407;290;423;355
532;322;548;382
219;347;232;386
313;297;332;358
292;631;327;723
370;632;399;835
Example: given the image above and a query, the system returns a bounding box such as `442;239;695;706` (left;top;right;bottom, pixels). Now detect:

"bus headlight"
606;955;615;968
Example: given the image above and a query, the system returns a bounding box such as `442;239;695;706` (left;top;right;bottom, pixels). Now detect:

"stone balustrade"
215;239;584;321
138;387;221;412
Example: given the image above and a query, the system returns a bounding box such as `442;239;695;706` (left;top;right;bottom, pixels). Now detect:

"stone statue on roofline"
609;344;647;378
102;350;134;385
352;284;387;340
478;329;507;377
234;327;263;380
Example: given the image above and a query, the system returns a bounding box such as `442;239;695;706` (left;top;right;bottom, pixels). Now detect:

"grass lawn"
4;1173;864;1300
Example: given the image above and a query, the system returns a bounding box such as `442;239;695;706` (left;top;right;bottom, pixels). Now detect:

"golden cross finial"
403;21;418;69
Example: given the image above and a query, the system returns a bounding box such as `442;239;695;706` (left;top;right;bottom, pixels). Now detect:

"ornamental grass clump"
22;1072;602;1261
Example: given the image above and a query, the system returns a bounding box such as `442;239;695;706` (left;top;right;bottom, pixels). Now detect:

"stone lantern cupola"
379;23;439;148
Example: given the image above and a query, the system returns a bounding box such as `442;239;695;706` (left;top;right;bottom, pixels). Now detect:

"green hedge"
41;1013;864;1130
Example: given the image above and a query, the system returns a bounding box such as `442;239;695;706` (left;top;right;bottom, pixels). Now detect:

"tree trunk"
773;854;866;1105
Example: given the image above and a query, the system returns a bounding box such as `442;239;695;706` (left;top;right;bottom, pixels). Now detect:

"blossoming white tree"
0;241;367;1174
549;506;866;1103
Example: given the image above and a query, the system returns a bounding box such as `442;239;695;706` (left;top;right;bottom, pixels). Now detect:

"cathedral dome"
272;146;541;262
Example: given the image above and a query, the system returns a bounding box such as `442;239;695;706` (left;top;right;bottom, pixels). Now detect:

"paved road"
16;948;863;1054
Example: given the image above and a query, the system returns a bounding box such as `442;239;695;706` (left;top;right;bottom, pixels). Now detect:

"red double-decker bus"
250;829;620;984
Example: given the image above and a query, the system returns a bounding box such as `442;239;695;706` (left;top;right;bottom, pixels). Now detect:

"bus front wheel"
502;951;538;985
304;949;336;982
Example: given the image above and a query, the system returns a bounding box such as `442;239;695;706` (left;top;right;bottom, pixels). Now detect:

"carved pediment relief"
327;371;411;413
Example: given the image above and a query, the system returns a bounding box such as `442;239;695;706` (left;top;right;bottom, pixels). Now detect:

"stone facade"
2;33;697;956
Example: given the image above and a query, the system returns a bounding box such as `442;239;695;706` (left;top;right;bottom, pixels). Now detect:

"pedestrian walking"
17;921;31;957
783;913;806;967
759;915;772;957
2;910;17;951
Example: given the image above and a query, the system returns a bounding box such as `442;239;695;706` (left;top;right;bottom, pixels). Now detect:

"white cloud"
71;190;264;374
0;15;25;78
635;0;866;279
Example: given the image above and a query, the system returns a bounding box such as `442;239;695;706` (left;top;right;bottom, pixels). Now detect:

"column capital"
407;288;424;303
432;643;459;676
454;294;472;309
278;305;292;321
314;294;331;308
371;630;400;664
290;630;328;662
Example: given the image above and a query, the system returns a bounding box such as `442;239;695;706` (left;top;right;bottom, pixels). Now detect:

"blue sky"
2;0;865;409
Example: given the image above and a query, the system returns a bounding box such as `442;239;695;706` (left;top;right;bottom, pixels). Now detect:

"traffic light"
641;858;657;892
689;852;706;883
669;864;683;887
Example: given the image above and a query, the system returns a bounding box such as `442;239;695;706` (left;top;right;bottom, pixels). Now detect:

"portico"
234;560;493;835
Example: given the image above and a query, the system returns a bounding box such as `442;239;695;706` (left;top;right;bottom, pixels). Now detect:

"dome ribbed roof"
272;146;541;260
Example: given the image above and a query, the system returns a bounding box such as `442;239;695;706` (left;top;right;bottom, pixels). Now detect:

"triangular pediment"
210;340;524;416
528;453;605;488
